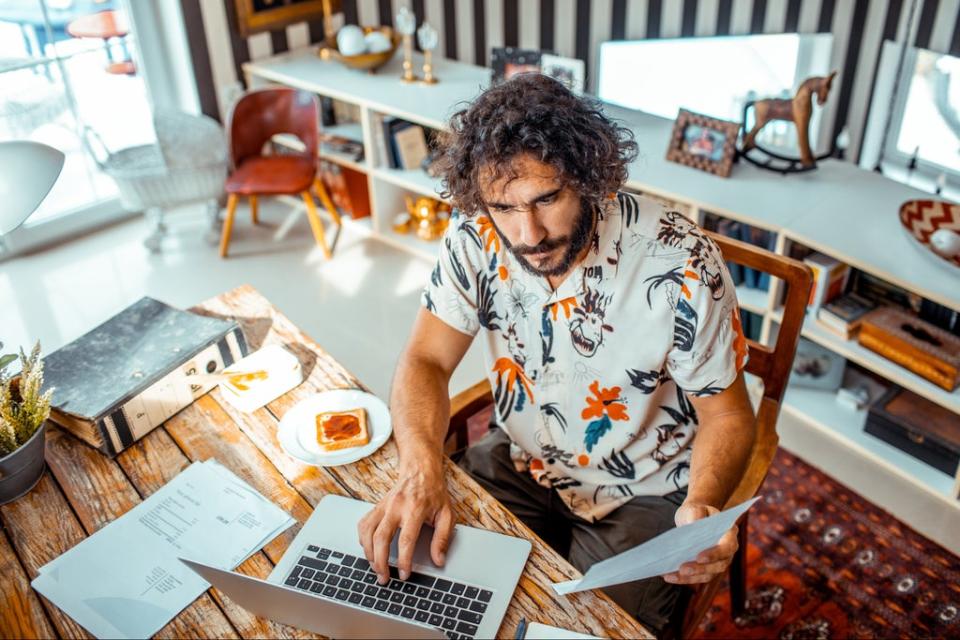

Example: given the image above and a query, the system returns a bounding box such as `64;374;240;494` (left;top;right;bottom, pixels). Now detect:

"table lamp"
0;141;64;235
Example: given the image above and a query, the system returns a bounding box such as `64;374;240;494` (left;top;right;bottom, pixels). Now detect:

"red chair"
220;87;341;258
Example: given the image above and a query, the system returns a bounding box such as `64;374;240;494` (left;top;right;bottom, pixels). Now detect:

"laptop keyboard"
283;545;492;639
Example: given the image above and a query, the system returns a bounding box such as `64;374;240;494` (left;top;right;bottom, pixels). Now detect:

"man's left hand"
662;502;738;585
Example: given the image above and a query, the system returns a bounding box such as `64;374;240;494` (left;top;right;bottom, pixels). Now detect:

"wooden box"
865;386;960;476
318;161;370;219
857;306;960;391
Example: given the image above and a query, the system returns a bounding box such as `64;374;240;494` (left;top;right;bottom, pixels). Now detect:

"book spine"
95;327;247;456
373;114;390;169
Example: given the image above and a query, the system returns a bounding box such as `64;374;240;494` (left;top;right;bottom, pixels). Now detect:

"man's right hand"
357;456;455;585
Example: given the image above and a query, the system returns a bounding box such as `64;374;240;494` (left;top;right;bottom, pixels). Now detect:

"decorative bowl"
899;199;960;269
318;26;400;73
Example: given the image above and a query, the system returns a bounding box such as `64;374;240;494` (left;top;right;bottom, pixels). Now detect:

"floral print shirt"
422;192;748;521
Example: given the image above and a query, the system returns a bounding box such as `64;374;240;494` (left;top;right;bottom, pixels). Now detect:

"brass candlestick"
401;34;418;82
396;6;419;82
417;22;439;84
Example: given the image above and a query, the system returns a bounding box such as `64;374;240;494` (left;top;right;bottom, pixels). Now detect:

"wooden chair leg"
313;178;342;227
729;513;750;618
219;193;239;258
249;195;259;225
301;191;332;259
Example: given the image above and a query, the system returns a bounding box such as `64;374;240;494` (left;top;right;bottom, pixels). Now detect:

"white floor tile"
1;199;486;401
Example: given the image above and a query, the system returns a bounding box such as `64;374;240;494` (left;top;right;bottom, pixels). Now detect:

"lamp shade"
0;141;65;235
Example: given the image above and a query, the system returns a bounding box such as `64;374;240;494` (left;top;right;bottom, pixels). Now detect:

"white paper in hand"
553;497;759;595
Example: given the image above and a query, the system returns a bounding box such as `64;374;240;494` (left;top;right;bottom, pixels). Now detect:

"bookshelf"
244;47;960;554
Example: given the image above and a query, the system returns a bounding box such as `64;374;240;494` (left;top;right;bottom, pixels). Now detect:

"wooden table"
0;285;651;639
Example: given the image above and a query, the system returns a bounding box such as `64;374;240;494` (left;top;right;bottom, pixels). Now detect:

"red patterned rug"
694;449;960;639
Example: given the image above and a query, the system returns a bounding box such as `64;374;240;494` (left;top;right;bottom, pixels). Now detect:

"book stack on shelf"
817;292;876;339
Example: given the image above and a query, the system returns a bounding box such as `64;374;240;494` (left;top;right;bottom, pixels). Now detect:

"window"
889;48;960;178
597;33;835;154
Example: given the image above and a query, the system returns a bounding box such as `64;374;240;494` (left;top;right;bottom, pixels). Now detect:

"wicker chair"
84;110;227;252
447;230;813;637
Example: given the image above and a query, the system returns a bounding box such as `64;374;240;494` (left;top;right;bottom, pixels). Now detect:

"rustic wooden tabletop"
0;285;652;640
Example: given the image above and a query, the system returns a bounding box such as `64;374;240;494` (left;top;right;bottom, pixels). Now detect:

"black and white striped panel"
185;0;960;164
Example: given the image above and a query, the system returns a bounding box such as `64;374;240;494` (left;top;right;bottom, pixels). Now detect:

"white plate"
277;390;392;467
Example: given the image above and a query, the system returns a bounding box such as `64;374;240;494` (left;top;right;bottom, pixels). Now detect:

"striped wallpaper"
182;0;960;164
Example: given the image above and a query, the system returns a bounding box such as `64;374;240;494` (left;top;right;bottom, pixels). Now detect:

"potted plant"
0;341;52;505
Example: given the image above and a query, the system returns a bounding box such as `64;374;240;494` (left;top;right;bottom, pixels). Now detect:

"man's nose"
518;208;547;247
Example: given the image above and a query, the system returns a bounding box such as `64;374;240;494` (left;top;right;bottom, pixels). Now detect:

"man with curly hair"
358;73;756;637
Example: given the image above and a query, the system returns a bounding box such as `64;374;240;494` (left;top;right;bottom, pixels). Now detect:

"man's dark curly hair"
435;73;639;216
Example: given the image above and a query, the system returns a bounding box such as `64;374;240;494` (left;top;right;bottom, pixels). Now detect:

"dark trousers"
459;429;689;638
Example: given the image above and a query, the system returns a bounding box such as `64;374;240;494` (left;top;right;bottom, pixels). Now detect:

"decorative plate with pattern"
899;199;960;269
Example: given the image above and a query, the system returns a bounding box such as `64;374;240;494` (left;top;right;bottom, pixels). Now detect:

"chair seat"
225;155;315;195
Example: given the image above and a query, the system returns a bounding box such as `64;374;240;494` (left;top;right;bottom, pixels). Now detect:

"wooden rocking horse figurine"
741;71;837;168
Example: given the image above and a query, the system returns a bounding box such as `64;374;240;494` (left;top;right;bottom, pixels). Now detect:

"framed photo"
491;47;542;83
540;54;585;94
233;0;336;38
665;109;740;177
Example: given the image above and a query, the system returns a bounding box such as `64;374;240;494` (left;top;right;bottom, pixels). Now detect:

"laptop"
181;494;531;639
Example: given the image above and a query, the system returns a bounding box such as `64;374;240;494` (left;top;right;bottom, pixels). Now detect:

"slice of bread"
315;407;369;452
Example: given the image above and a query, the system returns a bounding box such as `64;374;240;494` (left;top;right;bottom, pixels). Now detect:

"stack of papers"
32;460;295;639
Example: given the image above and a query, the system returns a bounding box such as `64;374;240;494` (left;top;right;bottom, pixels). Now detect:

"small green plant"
0;340;15;372
0;342;52;457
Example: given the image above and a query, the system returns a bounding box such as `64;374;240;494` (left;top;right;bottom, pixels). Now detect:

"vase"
0;421;47;505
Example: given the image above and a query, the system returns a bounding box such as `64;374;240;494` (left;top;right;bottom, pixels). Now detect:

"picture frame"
665;109;741;178
233;0;337;38
540;54;585;94
491;47;542;84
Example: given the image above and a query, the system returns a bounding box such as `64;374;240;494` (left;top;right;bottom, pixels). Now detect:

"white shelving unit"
244;47;960;553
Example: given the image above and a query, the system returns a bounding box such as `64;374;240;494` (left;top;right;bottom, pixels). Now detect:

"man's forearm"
389;353;452;474
685;409;755;509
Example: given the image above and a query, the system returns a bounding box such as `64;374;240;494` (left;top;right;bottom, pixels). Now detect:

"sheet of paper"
525;622;603;639
32;460;295;639
552;497;759;596
216;345;303;413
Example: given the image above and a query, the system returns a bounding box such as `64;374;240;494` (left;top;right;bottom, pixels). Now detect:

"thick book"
42;297;248;456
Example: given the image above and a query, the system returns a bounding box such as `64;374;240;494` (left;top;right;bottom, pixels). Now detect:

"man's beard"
496;198;595;278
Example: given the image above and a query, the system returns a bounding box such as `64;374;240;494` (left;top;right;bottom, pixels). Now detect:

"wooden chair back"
678;230;812;636
228;87;319;168
447;227;813;638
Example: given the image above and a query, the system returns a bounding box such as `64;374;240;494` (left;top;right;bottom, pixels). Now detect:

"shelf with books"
780;383;957;500
770;307;960;415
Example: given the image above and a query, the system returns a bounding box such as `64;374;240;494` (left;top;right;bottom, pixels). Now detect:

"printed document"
32;460;294;638
553;497;759;595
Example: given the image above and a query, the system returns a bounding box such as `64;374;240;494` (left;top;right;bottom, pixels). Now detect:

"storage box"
865;387;960;476
858;306;960;391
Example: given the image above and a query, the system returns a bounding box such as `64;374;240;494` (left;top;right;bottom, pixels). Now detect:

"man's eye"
538;195;557;205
